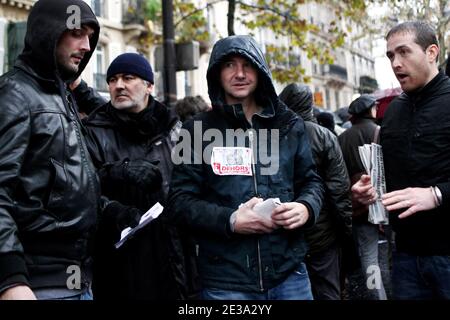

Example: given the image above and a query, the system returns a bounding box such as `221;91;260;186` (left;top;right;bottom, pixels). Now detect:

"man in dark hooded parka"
168;35;324;300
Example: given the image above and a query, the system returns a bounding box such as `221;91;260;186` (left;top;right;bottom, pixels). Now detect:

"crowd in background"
1;0;450;301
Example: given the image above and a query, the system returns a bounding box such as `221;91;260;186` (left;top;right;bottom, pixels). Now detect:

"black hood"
206;35;278;114
279;83;315;122
18;0;99;82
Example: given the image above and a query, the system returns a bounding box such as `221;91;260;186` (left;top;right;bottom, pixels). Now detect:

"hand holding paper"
233;197;278;234
116;202;164;249
358;143;389;225
253;198;281;220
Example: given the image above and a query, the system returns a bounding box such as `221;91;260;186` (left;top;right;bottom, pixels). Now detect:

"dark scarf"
106;97;173;139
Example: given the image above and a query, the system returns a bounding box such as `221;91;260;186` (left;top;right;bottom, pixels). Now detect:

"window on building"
6;21;26;72
93;44;107;92
335;90;340;109
325;88;330;110
288;53;301;68
91;0;104;18
184;71;193;97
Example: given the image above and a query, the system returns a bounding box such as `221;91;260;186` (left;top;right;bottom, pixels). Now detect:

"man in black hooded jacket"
0;0;138;300
352;21;450;299
168;35;324;300
279;83;352;300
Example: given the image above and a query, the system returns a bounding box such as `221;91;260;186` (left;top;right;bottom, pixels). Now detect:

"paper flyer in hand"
115;202;164;249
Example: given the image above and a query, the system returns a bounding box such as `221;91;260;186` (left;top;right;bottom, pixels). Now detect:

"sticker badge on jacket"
211;147;253;176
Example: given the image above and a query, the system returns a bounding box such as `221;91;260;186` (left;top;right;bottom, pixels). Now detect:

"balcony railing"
6;0;36;10
122;0;146;25
359;75;378;94
328;64;348;81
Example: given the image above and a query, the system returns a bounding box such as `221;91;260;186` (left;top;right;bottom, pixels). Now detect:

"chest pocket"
45;158;69;219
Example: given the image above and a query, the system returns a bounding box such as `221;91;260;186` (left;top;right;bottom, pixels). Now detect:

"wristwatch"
434;186;443;207
229;211;237;232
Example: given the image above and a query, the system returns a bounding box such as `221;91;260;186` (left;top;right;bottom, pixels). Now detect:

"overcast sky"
373;38;400;89
368;4;400;90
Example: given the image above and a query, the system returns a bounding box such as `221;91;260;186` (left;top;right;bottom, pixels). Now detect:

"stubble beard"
57;59;79;81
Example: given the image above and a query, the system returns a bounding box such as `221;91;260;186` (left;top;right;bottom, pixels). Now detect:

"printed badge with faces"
211;147;253;176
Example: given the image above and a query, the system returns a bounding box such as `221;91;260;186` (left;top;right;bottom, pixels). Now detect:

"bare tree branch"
174;0;224;28
236;0;291;19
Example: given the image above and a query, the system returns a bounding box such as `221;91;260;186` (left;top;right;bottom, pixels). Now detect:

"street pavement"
343;232;393;300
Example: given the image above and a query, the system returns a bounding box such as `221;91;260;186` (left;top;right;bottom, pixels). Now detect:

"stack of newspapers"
358;143;389;225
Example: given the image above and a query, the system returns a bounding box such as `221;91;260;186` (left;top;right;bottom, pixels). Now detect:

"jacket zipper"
408;99;416;172
248;129;264;292
64;88;98;201
248;130;258;195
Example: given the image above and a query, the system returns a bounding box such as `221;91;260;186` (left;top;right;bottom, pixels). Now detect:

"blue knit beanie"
106;53;154;84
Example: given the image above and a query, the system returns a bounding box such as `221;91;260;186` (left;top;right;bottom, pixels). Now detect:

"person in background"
338;94;389;300
175;95;211;123
316;112;337;136
280;83;352;300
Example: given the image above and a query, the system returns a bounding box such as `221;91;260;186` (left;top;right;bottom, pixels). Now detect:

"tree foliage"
135;0;369;84
138;0;209;45
226;0;370;83
369;0;450;66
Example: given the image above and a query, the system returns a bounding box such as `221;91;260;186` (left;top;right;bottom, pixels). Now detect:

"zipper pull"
248;130;258;195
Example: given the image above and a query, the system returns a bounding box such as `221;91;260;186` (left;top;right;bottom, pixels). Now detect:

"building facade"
188;1;377;111
1;0;377;110
0;0;150;98
303;2;377;110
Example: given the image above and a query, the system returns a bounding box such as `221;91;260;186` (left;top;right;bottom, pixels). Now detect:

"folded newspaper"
358;143;389;225
115;202;164;249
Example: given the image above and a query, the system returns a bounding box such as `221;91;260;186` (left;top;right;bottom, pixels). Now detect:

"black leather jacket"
0;0;101;292
84;98;180;208
279;83;352;254
303;121;352;253
83;99;199;299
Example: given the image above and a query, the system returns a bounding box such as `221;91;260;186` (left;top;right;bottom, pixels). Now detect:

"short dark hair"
175;95;210;122
386;21;439;54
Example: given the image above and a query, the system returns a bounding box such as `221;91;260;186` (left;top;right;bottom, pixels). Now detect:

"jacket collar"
216;100;298;136
88;96;179;139
15;58;57;85
404;71;450;103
